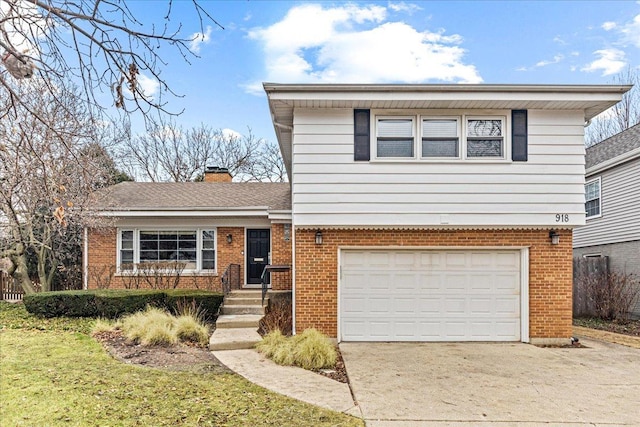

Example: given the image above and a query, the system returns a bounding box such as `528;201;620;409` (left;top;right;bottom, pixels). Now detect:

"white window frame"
374;116;416;159
116;228;217;273
371;112;509;162
420;117;461;160
585;177;602;219
465;116;507;160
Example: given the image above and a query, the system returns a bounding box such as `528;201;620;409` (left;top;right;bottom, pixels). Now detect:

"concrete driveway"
340;339;640;426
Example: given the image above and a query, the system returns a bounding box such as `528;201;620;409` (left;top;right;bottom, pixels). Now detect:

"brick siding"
295;228;573;340
270;223;293;290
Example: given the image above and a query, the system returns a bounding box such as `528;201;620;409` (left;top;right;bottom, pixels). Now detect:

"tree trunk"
8;250;36;294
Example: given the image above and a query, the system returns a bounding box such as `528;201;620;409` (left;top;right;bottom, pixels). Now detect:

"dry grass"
256;328;337;370
119;306;209;347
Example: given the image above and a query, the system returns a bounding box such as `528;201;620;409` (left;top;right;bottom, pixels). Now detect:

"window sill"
115;271;218;277
370;158;511;164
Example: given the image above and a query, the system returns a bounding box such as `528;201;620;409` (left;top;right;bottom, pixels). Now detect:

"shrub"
575;267;640;321
24;291;98;318
256;328;336;370
258;292;292;336
23;289;223;320
119;306;210;347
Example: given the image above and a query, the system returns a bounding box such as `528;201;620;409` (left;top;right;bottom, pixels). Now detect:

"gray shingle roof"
95;182;291;211
586;123;640;169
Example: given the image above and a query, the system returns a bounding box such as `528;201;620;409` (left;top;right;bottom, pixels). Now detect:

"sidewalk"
212;349;361;417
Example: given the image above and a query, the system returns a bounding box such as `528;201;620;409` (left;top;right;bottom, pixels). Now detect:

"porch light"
226;233;233;244
549;230;560;245
315;230;323;245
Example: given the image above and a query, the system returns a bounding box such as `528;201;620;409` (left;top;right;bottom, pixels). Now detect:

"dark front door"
247;229;270;285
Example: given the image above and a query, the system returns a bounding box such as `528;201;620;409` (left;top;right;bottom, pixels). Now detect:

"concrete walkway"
341;339;640;426
213;349;361;417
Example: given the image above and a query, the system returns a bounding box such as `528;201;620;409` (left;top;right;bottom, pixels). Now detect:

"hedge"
23;289;224;320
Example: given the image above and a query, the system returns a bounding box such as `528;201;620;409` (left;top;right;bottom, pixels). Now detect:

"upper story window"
373;114;506;161
466;118;504;158
376;118;415;158
585;177;601;219
421;118;459;158
118;229;216;272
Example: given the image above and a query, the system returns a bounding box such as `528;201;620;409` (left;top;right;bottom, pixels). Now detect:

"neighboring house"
573;124;640;317
264;83;628;345
85;167;293;292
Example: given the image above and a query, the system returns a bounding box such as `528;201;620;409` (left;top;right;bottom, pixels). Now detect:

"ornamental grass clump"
117;306;210;347
175;315;210;346
256;328;336;370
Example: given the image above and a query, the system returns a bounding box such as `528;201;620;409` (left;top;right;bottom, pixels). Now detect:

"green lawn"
0;302;363;426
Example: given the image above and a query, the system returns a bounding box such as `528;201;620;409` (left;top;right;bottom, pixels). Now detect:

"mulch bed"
573;318;640;337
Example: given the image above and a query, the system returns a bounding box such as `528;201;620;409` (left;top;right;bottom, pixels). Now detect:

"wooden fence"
573;256;609;317
0;271;24;301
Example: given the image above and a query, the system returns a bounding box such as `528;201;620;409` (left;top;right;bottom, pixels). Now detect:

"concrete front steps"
209;290;266;351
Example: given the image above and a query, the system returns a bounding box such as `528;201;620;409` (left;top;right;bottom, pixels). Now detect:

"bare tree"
0;0;220;124
119;122;286;182
0;82;125;293
586;67;640;146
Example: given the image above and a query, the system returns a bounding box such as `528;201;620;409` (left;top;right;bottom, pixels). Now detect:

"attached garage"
339;249;527;342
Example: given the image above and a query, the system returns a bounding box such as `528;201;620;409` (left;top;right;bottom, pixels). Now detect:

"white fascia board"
268;210;293;222
99;208;270;218
586;147;640;176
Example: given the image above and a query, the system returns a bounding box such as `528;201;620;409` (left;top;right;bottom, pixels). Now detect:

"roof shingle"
95;182;291;211
586;123;640;169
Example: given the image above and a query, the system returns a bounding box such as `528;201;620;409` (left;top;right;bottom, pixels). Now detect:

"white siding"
291;109;587;227
573;158;640;247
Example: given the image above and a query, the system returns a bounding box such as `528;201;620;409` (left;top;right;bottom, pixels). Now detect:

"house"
86;84;630;345
84;167;293;292
264;83;629;345
573;124;640;317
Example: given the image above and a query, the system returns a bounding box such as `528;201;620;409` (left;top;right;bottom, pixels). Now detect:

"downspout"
291;221;296;336
83;227;88;290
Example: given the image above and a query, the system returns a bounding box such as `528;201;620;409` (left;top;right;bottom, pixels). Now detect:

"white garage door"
340;249;521;342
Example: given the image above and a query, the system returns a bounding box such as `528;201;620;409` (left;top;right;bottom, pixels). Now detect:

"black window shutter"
354;109;370;161
512;110;528;161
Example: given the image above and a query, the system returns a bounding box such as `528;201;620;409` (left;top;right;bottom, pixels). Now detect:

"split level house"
573;123;640;317
86;83;630;345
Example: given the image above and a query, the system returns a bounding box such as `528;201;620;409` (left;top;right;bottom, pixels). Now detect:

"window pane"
468;119;502;137
422;119;457;137
120;250;133;264
121;240;133;250
586;199;600;217
202;250;215;270
159;240;177;250
159;232;178;241
179;240;196;249
178;250;197;261
422;139;459;157
377;138;414;157
585;181;600;200
377;119;413;137
140;240;158;250
467;139;503;157
140;251;158;262
202;230;215;241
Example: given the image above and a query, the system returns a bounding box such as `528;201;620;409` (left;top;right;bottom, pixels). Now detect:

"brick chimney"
204;166;232;183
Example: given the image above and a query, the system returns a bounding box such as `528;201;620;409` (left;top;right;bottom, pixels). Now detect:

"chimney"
204;166;232;183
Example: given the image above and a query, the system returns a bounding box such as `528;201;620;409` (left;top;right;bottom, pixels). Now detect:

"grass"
0;302;363;427
257;328;337;370
118;306;209;347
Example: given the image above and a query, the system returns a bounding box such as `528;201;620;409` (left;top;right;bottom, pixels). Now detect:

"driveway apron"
340;340;640;426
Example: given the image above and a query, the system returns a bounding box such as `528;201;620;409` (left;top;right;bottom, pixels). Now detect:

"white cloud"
581;48;627;75
388;2;422;14
189;26;213;54
222;128;243;139
137;73;160;99
535;54;564;67
553;36;567;45
602;21;617;31
619;13;640;47
246;3;481;91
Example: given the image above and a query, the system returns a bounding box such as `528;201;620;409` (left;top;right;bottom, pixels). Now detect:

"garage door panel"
341;249;522;342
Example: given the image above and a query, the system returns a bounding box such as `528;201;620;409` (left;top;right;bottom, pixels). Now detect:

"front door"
246;229;270;285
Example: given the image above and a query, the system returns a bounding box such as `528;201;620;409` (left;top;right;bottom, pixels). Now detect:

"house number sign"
555;214;570;223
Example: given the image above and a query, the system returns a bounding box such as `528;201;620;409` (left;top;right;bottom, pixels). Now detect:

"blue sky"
126;1;640;143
